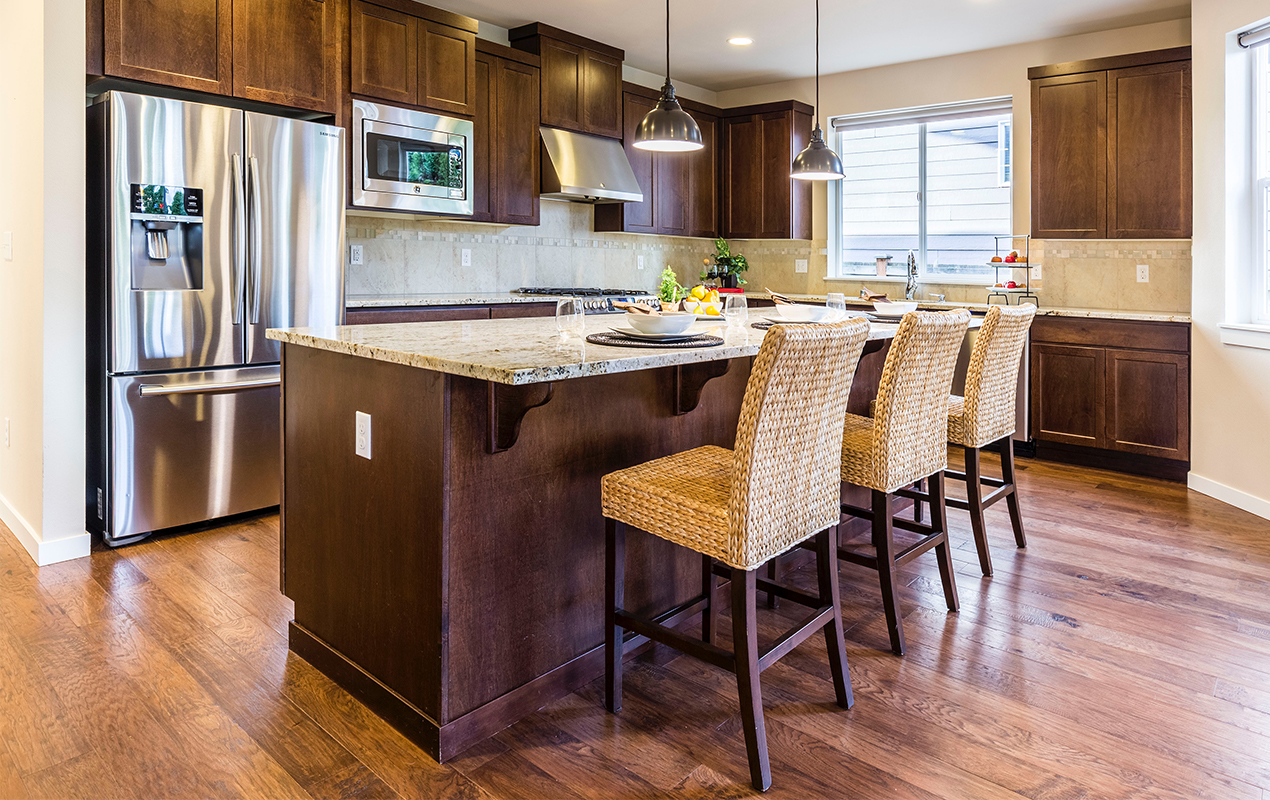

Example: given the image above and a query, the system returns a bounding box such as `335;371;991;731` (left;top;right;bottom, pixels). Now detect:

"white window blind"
830;98;1013;281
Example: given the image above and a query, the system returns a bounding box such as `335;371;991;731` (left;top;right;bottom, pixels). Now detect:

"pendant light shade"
791;0;844;180
634;0;703;153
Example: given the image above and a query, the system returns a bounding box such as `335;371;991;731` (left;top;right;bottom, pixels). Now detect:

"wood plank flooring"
2;456;1270;799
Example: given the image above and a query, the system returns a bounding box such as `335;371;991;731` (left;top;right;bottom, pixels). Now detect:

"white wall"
1187;0;1270;519
0;0;89;564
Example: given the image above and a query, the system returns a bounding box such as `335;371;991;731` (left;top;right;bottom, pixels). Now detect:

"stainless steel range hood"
539;126;643;203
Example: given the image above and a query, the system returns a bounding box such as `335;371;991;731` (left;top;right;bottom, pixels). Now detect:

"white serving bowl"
873;301;919;316
625;310;696;335
685;299;722;316
775;304;835;322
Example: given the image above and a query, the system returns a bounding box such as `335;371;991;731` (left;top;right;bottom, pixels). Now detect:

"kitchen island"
268;315;904;761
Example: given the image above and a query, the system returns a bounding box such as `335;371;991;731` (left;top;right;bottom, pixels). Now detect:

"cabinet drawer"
1031;316;1189;353
346;306;491;324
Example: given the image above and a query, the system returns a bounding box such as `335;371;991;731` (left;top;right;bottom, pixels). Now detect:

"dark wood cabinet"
1030;315;1190;471
1029;47;1191;240
721;101;813;240
102;0;233;95
346;303;555;324
509;24;625;139
348;0;476;116
472;42;541;226
232;0;337;113
594;87;718;238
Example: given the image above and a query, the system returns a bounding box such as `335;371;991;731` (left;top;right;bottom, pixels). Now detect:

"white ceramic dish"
608;324;703;342
773;304;835;322
683;299;723;315
624;310;696;335
985;286;1032;292
872;301;919;317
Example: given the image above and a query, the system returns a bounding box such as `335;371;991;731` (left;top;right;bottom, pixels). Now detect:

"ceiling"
435;0;1190;91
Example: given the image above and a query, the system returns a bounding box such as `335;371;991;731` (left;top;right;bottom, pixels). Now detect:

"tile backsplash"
347;203;1190;313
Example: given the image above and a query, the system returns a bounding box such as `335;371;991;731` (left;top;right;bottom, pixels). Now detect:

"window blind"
830;96;1012;133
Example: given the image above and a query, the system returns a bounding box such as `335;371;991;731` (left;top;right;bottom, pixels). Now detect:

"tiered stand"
986;234;1040;307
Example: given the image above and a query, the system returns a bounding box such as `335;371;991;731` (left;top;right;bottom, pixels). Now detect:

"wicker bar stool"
944;304;1036;576
838;309;971;656
601;317;871;792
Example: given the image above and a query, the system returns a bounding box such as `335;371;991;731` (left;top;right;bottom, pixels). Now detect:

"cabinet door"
1031;343;1106;447
470;53;494;223
1105;349;1189;459
349;0;417;105
103;0;232;94
689;113;719;238
419;21;476;117
495;59;541;226
619;93;657;232
723;115;761;238
1031;72;1107;238
582;50;622;138
233;0;336;113
1107;62;1192;239
539;39;584;131
759;111;793;239
653;152;690;236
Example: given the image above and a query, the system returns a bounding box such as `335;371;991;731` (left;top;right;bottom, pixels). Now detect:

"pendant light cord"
666;0;671;80
814;0;820;122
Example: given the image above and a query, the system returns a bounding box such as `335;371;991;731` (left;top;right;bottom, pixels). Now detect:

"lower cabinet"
1030;316;1190;468
346;303;556;325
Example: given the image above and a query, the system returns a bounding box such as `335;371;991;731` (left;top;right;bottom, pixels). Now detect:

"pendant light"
634;0;703;152
791;0;844;180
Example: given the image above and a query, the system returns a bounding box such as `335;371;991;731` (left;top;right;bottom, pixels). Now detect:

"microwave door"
243;111;345;365
108;92;244;374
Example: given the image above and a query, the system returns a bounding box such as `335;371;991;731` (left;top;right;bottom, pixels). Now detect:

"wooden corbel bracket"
487;381;554;453
673;359;731;416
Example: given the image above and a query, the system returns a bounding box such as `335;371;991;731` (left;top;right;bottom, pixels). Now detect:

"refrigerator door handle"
248;156;264;325
138;376;281;397
232;154;246;325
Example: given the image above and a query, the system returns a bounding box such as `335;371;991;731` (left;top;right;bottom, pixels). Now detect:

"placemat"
585;332;724;348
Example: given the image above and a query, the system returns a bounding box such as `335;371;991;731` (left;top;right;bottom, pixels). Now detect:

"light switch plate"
2;232;11;261
637;255;645;270
795;259;808;274
355;411;372;460
461;248;472;267
1137;264;1149;283
349;244;364;265
4;418;9;448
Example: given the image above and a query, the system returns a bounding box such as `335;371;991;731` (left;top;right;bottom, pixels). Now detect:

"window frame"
1254;43;1270;325
827;98;1014;284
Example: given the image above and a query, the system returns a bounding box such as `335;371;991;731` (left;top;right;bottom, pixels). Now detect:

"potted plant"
657;266;686;310
706;238;748;289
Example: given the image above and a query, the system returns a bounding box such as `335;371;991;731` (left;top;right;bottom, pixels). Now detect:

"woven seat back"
866;310;971;492
960;304;1036;447
727;317;871;569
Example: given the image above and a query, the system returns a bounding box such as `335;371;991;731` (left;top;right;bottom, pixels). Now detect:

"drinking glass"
556;298;584;338
723;294;748;328
827;292;847;319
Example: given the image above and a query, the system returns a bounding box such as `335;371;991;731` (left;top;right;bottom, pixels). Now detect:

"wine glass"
826;293;847;319
723;294;748;329
556;298;584;338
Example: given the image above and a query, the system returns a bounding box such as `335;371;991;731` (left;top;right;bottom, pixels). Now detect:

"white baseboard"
1188;472;1270;522
0;491;91;566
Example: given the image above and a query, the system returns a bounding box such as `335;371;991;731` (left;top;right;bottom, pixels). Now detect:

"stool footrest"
616;607;735;672
945;483;1014;511
758;607;834;672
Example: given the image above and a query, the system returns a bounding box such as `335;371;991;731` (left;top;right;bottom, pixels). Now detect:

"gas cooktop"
516;287;654;297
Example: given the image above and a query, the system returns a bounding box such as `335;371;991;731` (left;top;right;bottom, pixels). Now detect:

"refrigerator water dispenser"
129;183;204;290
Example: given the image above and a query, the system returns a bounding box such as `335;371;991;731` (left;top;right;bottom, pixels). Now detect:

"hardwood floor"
2;455;1270;798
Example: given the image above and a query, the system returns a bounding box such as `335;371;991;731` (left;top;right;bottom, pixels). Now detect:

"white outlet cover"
1031;263;1042;280
461;248;472;267
795;259;808;274
4;418;9;448
1137;264;1150;283
349;244;364;265
1;232;11;261
355;411;372;460
637;255;645;270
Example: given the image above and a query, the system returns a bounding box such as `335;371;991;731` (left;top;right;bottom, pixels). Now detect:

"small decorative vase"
722;273;739;289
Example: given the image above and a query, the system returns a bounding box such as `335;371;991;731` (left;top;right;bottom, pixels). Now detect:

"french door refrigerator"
87;91;344;545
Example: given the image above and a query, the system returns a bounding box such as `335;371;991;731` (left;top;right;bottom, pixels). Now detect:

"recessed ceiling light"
727;37;753;46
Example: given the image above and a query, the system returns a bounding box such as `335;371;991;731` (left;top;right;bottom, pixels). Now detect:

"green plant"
657;266;686;303
708;238;748;284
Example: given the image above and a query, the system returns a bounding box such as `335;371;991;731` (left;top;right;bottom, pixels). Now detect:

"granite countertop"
268;315;905;386
743;292;1191;324
346;293;569;308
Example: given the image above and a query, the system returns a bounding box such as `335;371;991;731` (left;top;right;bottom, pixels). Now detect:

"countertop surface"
269;315;913;386
346;292;567;308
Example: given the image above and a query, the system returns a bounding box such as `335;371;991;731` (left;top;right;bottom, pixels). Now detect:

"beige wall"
0;0;89;564
1188;0;1270;518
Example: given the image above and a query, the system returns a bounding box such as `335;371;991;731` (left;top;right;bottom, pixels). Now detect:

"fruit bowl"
684;299;723;316
872;301;919;317
625;310;696;335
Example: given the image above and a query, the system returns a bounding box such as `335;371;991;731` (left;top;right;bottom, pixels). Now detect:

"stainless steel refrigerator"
87;91;344;545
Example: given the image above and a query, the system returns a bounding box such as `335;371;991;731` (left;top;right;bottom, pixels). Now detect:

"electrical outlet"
795;259;808;274
355;411;372;460
1030;262;1042;280
637;255;645;270
1137;264;1150;283
4;418;9;448
1;232;11;261
349;245;364;265
461;248;472;267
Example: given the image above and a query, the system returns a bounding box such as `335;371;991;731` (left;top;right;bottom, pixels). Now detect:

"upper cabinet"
1030;47;1192;239
349;0;477;116
509;24;624;139
471;42;541;226
96;0;337;113
721;102;814;240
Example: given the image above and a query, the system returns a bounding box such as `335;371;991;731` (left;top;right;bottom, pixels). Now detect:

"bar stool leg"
731;568;771;792
605;518;625;713
912;478;925;523
701;554;716;645
964;445;993;577
999;437;1028;548
929;472;960;612
872;490;906;656
816;526;853;709
765;557;780;609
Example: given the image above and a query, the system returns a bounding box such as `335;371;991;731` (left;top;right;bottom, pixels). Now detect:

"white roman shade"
1239;21;1270;49
830;96;1013;133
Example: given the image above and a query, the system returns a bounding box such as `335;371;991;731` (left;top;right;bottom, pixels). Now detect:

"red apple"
1006;281;1018;289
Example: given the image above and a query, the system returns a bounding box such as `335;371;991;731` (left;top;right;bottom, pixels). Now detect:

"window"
830;98;1013;281
1255;42;1270;323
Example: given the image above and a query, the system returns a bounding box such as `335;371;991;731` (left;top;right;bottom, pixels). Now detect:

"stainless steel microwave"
352;99;474;216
